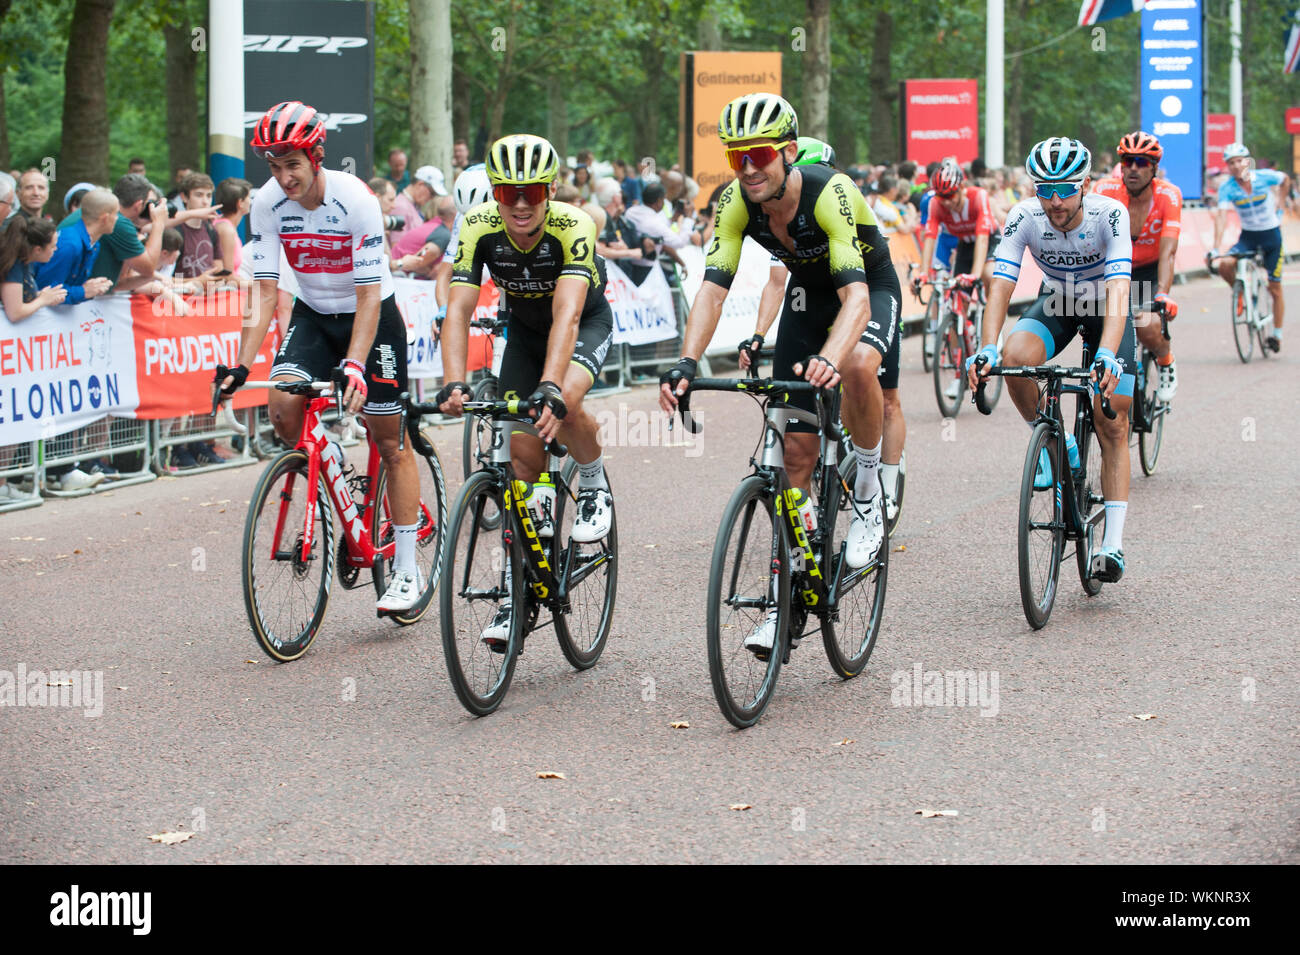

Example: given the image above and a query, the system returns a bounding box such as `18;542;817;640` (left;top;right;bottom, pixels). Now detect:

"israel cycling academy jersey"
993;194;1132;300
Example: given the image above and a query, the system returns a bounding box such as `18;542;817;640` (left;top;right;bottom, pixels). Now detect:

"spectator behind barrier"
175;172;222;281
213;177;252;278
386;148;410;191
0;171;15;223
36;188;115;303
0;216;67;321
17;169;51;222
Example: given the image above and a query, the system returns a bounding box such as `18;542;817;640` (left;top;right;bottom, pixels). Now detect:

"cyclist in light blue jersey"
1209;143;1289;352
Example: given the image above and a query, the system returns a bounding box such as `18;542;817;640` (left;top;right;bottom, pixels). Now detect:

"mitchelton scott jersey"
450;200;607;331
993;194;1132;300
704;163;895;294
247;168;394;314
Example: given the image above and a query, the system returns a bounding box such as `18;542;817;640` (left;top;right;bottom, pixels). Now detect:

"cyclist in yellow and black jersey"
438;134;615;647
660;93;900;656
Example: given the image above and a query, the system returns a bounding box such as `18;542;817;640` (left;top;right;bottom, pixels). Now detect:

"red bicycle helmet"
932;159;964;197
1117;130;1162;162
250;101;327;168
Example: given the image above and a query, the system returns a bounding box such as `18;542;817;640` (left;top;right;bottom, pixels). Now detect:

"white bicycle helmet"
1222;142;1251;161
1025;137;1091;183
454;163;491;214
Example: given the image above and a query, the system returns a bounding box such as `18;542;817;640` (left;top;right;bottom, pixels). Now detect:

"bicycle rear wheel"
440;470;522;716
1074;402;1106;597
1138;352;1164;477
933;309;965;418
552;471;617;670
706;475;788;728
370;437;449;624
243;449;334;662
1018;423;1064;630
821;457;888;678
885;448;905;536
1231;281;1254;363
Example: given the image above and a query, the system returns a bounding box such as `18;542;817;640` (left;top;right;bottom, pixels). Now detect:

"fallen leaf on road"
244;660;257;664
729;804;752;811
55;554;69;560
644;544;656;549
199;502;213;507
833;738;855;746
1133;713;1157;721
669;721;689;729
915;809;958;818
116;686;128;690
149;831;194;845
47;679;72;687
893;545;906;553
73;549;81;554
536;771;566;780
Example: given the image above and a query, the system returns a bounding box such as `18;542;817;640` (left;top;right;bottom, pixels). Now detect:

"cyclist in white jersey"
968;137;1137;583
434;164;493;321
216;101;426;614
1209;143;1288;352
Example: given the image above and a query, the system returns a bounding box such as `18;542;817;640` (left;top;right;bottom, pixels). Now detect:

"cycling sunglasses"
1119;155;1154;168
724;141;792;172
1035;181;1082;200
492;182;549;205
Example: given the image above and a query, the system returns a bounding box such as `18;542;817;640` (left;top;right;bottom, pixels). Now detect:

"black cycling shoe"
1090;547;1125;583
1266;335;1281;353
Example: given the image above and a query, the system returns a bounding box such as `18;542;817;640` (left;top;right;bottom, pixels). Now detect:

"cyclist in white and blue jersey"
968;137;1136;583
1209;143;1288;352
434;164;493;325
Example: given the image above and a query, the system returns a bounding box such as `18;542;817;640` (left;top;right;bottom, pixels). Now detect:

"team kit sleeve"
450;209;492;290
813;175;869;289
974;189;994;236
246;191;281;282
558;207;600;286
350;185;388;287
992;205;1030;284
1160;183;1183;239
1103;202;1133;280
702;181;747;289
924;200;943;241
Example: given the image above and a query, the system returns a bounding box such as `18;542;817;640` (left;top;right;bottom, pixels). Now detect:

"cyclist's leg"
1083;311;1135;575
1130;262;1169;359
361;296;418;529
877;288;904;507
1000;292;1057;421
840;283;898;489
1262;228;1285;338
267;299;332;445
771;286;837;492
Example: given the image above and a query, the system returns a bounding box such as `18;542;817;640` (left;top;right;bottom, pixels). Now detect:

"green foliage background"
1;0;1296;180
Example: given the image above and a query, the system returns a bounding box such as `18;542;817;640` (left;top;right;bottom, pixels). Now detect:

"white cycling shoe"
571;488;613;543
845;495;884;569
480;604;513;652
377;569;423;614
1156;361;1178;402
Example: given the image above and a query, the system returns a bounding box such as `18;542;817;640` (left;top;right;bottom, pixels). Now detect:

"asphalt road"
3;272;1297;864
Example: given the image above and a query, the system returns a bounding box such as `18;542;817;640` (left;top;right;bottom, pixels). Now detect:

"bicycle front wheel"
370;437;449;624
921;294;939;372
1074;404;1106;598
1018;423;1064;630
242;449;335;662
1138;352;1164;477
1231;281;1254;363
706;475;788;728
440;470;522;716
821;456;888;678
933;309;965;418
1254;270;1274;358
552;472;618;670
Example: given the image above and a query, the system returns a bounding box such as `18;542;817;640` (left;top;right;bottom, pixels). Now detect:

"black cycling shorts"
271;294;409;415
1129;262;1160;311
774;272;901;432
497;301;614;400
1010;291;1138;398
951;233;999;277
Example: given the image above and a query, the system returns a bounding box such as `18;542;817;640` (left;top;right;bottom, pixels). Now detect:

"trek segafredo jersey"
993;194;1132;300
247;168;394;314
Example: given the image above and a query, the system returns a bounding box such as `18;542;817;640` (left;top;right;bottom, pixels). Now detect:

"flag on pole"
1078;0;1145;26
1285;9;1300;74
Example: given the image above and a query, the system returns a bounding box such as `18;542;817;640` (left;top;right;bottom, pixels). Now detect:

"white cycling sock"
393;523;419;576
880;462;900;499
1102;501;1127;551
1272;325;1283;339
577;454;609;490
853;440;882;502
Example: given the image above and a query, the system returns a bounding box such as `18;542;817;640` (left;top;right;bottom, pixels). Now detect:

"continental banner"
680;51;782;210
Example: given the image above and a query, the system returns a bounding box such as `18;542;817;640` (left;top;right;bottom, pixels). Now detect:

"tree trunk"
803;0;830;141
56;0;116;212
633;43;665;163
697;10;721;50
164;16;200;180
452;62;470;146
868;6;895;161
547;75;568;161
409;0;452;177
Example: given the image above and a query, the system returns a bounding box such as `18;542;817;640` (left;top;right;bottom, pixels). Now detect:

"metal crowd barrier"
0;439;41;512
40;418;155;497
151;410;256;476
618;278;711;383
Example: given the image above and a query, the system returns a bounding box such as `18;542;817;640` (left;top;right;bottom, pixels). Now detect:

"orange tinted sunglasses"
724;141;793;172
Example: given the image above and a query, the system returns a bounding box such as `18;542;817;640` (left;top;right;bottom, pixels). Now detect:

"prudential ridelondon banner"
1140;0;1204;200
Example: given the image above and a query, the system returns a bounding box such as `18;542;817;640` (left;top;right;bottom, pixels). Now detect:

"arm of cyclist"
659;280;725;412
219;277;279;399
916;235;936;294
1154;232;1178;318
968;231;990;284
740;263;788;370
1092;277;1130;399
967;277;1014;389
339;282;381;414
435;283;479;417
1210;205;1228;259
531;276;586;442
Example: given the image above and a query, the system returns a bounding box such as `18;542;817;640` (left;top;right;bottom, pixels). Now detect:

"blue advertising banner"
1140;0;1204;200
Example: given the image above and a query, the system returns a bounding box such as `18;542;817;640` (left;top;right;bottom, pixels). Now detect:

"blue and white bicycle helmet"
1222;142;1250;161
1025;137;1091;183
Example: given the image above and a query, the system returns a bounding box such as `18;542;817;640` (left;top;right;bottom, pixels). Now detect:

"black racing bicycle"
975;346;1115;630
678;374;888;728
428;395;616;716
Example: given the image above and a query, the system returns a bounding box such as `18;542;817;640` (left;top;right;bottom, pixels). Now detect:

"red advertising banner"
1286;108;1300;135
1206;113;1237;170
129;289;277;419
901;79;978;165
